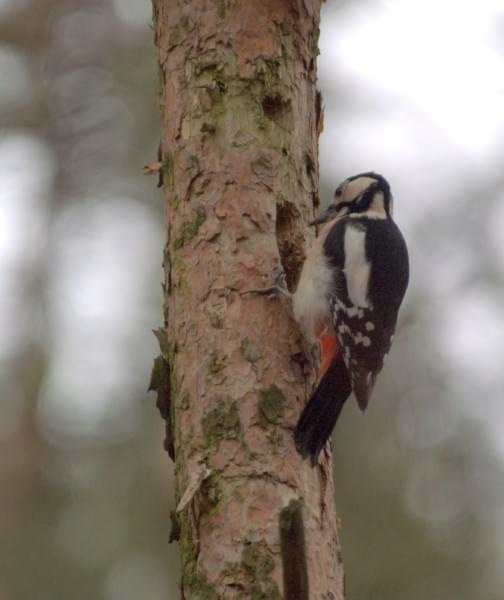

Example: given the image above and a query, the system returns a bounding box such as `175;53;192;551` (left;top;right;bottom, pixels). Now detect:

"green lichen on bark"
168;15;191;50
241;541;281;600
249;58;293;134
212;0;230;18
187;153;201;176
266;428;284;453
162;151;175;190
209;312;224;329
258;384;286;426
180;537;219;600
199;472;223;510
184;55;233;138
247;57;288;108
240;337;263;363
171;193;181;210
202;399;241;449
309;23;321;57
199;473;247;524
178;488;217;598
207;350;226;376
179;390;190;410
173;207;206;249
182;47;294;150
177;475;240;598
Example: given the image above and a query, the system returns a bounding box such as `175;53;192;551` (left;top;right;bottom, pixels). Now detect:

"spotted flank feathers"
330;296;390;410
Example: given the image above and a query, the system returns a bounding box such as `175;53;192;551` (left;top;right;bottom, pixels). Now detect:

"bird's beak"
309;207;333;226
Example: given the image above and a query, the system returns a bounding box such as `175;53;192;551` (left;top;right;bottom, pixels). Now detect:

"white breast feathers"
293;221;336;341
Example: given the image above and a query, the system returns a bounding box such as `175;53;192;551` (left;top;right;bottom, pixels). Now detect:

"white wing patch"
343;224;370;308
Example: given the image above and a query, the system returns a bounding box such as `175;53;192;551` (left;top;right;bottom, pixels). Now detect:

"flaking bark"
152;1;344;597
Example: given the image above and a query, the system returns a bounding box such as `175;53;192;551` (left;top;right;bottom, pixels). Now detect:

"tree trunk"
151;1;344;597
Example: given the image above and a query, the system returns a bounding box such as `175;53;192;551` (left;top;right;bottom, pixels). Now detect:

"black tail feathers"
294;353;352;466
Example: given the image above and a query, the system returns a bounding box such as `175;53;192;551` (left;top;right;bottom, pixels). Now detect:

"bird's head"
310;172;393;226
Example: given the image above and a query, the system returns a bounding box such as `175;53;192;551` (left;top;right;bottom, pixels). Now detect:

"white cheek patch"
343;225;370;308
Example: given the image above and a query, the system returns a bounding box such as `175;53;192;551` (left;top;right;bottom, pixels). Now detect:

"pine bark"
151;1;344;598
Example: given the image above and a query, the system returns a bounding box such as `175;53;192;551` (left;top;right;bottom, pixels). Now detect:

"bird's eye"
335;189;342;198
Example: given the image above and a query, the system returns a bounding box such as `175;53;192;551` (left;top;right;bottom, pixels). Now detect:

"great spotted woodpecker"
292;172;409;464
244;172;408;464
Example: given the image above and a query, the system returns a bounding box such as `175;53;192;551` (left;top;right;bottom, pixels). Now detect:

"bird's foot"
241;268;292;299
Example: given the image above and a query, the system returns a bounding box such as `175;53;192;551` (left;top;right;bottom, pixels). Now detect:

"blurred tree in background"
1;1;504;599
0;1;179;598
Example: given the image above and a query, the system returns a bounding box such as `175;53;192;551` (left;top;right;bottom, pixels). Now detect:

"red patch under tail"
314;322;340;384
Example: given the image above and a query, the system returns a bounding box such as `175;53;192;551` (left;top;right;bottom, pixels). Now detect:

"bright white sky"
336;0;504;151
320;0;504;216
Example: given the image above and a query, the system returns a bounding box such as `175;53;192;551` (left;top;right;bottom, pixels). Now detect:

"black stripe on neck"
352;184;391;217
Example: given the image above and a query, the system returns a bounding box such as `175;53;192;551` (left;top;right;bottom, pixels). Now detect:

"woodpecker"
292;172;409;464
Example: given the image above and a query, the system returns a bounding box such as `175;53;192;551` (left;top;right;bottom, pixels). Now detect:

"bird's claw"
272;267;288;288
241;268;291;299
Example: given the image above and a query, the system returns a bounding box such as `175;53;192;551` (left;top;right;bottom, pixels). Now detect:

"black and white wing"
324;216;409;410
